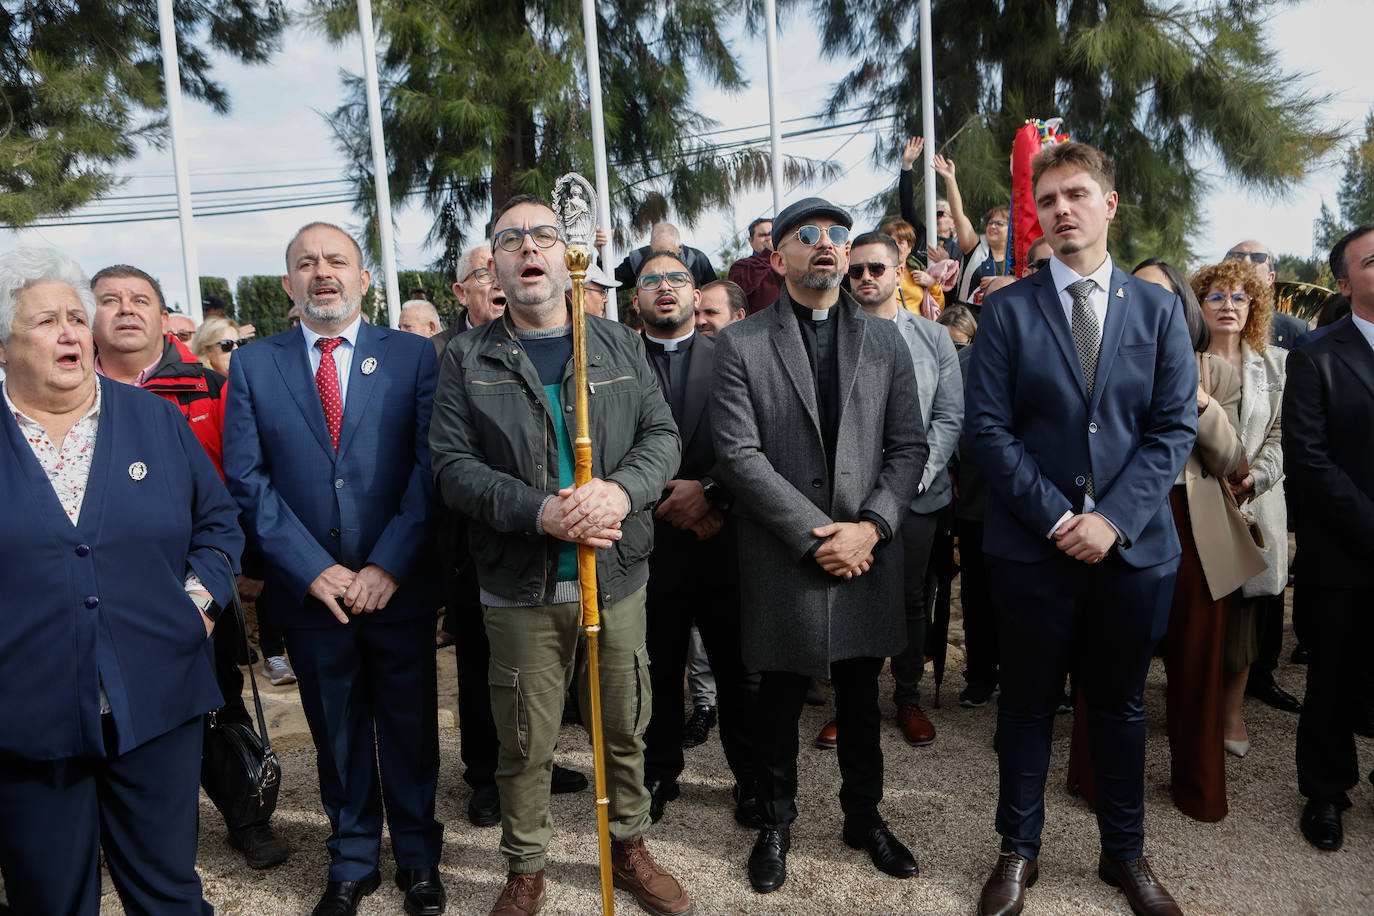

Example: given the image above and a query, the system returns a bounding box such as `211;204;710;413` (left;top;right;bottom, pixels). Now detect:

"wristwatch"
191;592;224;622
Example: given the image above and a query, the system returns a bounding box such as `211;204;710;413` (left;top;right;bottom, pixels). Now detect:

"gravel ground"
38;596;1372;915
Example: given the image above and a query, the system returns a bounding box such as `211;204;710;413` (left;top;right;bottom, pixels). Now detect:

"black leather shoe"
747;826;790;893
1097;855;1182;915
551;764;589;794
978;851;1038;916
1246;678;1302;713
311;872;380;916
468;783;501;827
733;783;764;829
682;705;717;748
226;822;290;869
842;819;919;878
396;866;446;916
1300;800;1344;851
645;778;680;823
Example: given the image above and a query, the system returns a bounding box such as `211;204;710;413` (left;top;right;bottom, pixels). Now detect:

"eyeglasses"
1204;292;1252;308
462;267;493;285
986;219;1008;229
638;271;692;291
215;339;245;353
1026;258;1050;273
935;210;948;219
1225;251;1270;265
493;225;561;252
847;262;891;280
793;224;850;247
171;329;195;342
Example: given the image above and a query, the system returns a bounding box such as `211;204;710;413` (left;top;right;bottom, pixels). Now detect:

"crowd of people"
0;135;1370;916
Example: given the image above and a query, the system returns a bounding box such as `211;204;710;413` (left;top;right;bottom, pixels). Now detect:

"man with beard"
429;196;688;916
827;231;962;749
632;251;759;828
710;198;927;893
695;279;748;337
223;222;446;916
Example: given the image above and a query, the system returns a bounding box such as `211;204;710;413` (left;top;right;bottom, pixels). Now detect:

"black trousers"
955;519;999;688
757;656;885;829
439;515;501;790
1249;590;1286;683
643;525;757;789
988;552;1175;861
0;715;210;915
1297;584;1374;807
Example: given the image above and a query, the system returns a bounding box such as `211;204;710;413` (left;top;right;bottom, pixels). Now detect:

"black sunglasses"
1225;251;1270;265
847;262;891;280
215;339;245;353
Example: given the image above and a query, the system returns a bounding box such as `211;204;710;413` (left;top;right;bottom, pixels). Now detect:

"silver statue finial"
553;173;597;249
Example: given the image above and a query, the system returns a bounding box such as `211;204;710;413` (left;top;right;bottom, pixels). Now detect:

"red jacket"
728;251;783;315
140;335;227;478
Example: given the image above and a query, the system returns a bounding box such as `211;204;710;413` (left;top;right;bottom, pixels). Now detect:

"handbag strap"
202;547;274;757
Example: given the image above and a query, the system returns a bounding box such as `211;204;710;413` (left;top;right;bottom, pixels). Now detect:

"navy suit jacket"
223;322;440;630
0;378;242;760
964;265;1197;568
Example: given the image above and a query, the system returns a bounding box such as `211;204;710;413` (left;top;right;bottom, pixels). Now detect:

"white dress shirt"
302;313;363;409
1351;310;1374;352
1045;253;1122;540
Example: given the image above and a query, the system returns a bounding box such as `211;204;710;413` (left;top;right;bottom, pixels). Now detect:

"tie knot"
316;336;343;356
1068;279;1095;306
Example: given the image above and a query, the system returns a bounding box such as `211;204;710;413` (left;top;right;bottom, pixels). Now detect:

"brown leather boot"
490;870;546;916
610;837;693;915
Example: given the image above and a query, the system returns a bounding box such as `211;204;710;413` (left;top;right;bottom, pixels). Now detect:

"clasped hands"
655;478;723;540
812;520;880;580
1053;512;1116;564
308;563;400;624
542;478;630;548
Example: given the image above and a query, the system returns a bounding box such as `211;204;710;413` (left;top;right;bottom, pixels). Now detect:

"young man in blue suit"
223;222;445;916
964;143;1196;916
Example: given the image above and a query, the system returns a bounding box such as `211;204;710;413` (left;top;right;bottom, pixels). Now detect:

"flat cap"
772;197;853;249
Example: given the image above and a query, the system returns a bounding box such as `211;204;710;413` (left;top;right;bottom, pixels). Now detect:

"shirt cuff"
1094;511;1126;545
184;573;207;595
1047;510;1075;539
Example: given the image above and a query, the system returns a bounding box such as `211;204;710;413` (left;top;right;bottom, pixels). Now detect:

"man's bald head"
650;222;682;253
1225;239;1275;287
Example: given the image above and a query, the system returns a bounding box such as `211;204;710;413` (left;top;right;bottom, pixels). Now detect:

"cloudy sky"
6;2;1371;314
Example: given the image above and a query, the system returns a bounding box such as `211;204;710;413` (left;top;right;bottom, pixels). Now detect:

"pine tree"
788;0;1341;267
0;0;286;226
1314;107;1374;254
312;0;835;272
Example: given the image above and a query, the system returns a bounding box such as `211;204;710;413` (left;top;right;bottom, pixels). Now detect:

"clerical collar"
645;329;695;352
810;308;831;321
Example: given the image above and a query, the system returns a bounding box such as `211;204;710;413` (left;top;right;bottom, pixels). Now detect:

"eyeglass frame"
461;266;494;285
214;338;246;353
1203;292;1253;308
492;225;562;252
1225;250;1270;265
847;262;893;281
792;224;850;247
637;271;693;291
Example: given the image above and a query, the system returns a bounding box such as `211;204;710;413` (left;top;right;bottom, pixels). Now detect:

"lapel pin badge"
128;461;148;481
1115;288;1125;298
361;357;377;375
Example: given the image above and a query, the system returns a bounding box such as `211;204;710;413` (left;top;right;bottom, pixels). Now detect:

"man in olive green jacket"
429;194;685;916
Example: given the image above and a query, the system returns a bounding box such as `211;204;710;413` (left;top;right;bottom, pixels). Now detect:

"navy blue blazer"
0;378;242;760
964;265;1197;568
223;322;440;630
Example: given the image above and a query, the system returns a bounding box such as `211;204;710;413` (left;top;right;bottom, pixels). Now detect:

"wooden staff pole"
567;242;615;915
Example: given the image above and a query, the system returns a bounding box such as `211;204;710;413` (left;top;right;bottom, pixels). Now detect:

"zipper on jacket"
588;374;635;395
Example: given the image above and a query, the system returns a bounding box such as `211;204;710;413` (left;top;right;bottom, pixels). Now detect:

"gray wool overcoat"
709;291;928;677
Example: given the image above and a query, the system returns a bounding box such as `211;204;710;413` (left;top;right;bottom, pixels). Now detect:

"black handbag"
200;547;282;831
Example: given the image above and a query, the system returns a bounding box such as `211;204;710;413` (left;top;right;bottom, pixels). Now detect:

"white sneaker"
263;655;297;686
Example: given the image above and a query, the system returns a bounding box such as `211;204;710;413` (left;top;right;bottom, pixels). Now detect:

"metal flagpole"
580;0;617;321
356;0;401;328
156;0;202;323
554;174;614;916
763;0;783;216
919;0;937;256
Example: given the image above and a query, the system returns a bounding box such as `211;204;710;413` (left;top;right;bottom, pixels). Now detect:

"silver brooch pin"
1115;287;1125;298
361;357;377;375
128;461;148;481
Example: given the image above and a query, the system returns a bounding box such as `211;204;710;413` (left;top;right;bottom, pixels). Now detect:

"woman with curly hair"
1192;259;1288;761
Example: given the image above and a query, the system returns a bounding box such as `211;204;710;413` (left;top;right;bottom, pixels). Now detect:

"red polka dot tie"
315;337;344;451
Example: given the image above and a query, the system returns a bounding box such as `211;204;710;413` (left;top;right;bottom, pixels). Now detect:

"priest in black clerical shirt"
632;250;761;831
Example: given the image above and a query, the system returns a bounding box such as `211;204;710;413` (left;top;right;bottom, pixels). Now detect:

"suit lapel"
678;335;711;448
1032;271;1088;399
337;323;388;458
1332;319;1374;401
1089;267;1132;414
835;297;864;416
272;326;335;457
770;299;822;435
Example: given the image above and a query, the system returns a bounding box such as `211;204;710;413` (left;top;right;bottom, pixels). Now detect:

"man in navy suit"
223;222;445;916
964;143;1196;916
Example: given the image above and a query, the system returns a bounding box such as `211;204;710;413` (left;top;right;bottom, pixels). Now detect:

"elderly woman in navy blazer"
0;248;243;915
